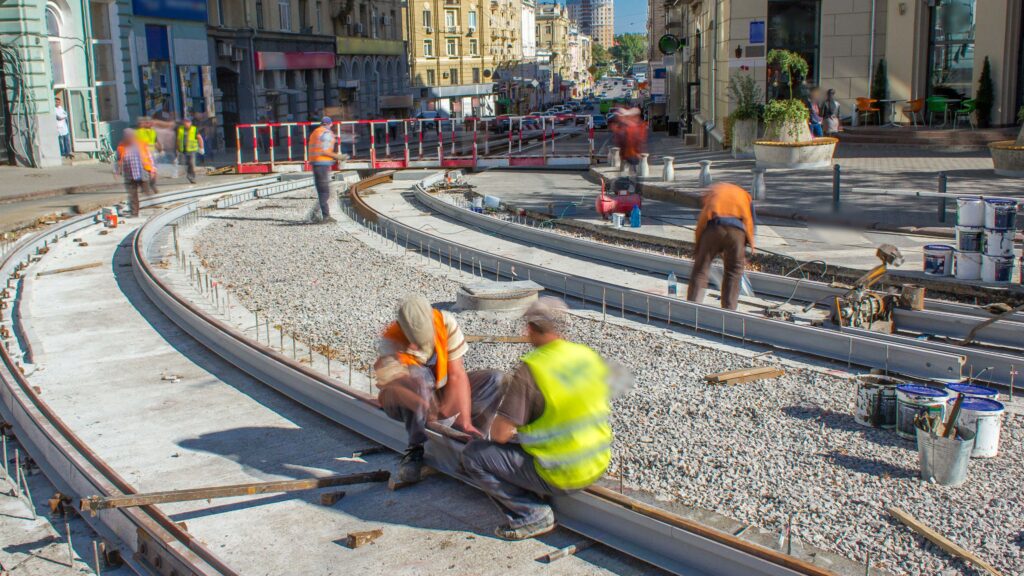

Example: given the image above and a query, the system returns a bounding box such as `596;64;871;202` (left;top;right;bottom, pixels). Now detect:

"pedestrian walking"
823;88;842;135
136;117;162;193
686;183;756;310
113;129;155;217
55;96;72;159
176;118;204;184
306;116;348;223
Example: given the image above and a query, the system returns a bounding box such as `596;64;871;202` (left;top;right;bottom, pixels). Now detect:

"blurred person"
55;96;72;159
461;297;616;540
823;88;842;135
176;118;204;184
306;116;348;223
611;107;647;176
806;87;824;137
113;129;156;217
136;117;161;192
375;295;502;484
687;183;756;310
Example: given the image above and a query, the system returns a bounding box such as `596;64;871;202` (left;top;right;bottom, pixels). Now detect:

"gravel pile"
193;190;1024;576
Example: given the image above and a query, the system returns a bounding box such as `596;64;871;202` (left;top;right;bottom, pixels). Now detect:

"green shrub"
1018;105;1024;124
727;74;764;121
766;49;809;99
870;59;887;101
763;99;810;140
975;57;994;128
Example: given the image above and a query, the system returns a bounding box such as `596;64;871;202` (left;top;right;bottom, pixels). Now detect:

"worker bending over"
687;182;756;310
375;295;502;484
462;297;613;540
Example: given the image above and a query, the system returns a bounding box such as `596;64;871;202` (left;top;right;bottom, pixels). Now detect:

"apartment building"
334;0;410;118
537;2;571;101
406;0;522;117
566;0;613;48
568;29;594;97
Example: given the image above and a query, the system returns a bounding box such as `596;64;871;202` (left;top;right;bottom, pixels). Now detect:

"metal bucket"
916;427;975;487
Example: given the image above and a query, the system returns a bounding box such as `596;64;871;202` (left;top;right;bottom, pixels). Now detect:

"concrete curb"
0;183;117;205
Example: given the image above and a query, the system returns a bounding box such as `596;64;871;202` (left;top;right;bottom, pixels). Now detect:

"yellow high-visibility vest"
176;125;199;153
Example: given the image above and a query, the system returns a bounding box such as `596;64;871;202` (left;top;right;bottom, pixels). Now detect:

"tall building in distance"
566;0;613;48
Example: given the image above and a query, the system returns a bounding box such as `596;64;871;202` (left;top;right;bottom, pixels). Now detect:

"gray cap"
321;116;333;125
523;296;568;334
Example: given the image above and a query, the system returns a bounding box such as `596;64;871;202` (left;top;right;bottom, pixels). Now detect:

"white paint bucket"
854;375;901;428
984;198;1018;230
956;196;985;227
923;244;954;276
981;254;1014;283
483;195;501;209
983;228;1014;257
896;384;948;440
954;251;982;280
611;213;624;227
955;226;984;252
944;383;999;401
951;397;1004;458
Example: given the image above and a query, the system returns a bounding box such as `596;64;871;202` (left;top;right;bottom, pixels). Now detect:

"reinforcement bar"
132;173;839;576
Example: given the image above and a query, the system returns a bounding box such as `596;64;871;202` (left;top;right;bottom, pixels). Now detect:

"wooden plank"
36;262;103;277
464;334;531;344
888;507;1005;576
705;366;784;385
345;528;384;549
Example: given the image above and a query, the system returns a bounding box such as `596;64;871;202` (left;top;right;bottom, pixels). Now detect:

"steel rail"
412;186;1021;384
131;172;841;576
0;175;300;576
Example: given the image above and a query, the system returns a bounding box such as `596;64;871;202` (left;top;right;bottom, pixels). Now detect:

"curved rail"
130;171;842;576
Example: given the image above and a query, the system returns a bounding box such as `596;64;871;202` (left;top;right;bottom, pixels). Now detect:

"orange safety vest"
307;125;336;163
382;309;449;387
116;141;154;173
696;183;755;249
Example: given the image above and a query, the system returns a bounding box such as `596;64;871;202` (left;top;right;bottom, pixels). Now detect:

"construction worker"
374;295;502;484
461;297;613;540
176;117;204;184
136;117;161;192
307;116;348;224
687;182;756;310
113;129;156;217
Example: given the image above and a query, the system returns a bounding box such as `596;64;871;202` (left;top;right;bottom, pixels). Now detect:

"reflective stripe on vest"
518;339;611;490
177;125;199;152
307;125;336;163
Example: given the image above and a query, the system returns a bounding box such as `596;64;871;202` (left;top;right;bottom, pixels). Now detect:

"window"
427;69;436;84
278;0;290;30
766;0;820;100
315;0;321;32
472;67;480;83
446;38;457;56
928;0;976;98
90;1;119;121
469;38;478;55
298;0;307;30
371;7;378;38
390;10;397;38
423;39;433;56
46;8;64;86
445;10;456;28
450;68;458;84
468;10;477;29
255;0;265;28
422;9;431;27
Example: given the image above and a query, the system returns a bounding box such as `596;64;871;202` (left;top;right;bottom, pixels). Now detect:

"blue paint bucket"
896;385;948;440
984;198;1018;230
923;244;954;276
944;383;999;401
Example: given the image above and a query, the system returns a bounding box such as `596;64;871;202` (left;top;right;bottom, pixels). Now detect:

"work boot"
397;445;425;484
319;215;337;224
494;508;556;541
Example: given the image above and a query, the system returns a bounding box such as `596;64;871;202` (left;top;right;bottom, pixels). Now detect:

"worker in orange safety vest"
113;129;156;217
307;116;349;223
687;182;756;310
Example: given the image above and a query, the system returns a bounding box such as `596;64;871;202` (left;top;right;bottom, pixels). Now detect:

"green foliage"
766;49;809;99
727;74;764;121
763;99;810;140
609;33;647;73
1018;105;1024;124
870;59;887;101
591;43;612;80
975;56;994;128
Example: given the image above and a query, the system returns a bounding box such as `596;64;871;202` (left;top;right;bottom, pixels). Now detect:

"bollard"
699;160;713;187
662;156;675;182
638;153;650;180
937;171;948;223
751;168;766;200
832;164;841;212
608;147;621;170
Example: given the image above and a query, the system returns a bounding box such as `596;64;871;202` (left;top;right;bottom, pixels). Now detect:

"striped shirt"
116;145;145;181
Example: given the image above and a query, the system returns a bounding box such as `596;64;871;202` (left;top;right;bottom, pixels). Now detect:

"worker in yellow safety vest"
461;297;617;540
176;118;204;184
306;116;348;224
136;117;162;192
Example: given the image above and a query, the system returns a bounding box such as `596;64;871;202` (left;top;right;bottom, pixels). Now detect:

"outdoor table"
877;98;905;127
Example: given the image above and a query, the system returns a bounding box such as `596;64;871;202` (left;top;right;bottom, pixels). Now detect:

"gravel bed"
193;190;1023;576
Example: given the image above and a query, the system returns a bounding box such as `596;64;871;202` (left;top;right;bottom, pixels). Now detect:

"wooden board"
705;366;785;385
888;507;1005;576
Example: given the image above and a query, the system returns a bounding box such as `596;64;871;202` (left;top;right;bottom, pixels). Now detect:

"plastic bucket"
923;244;954;276
471;197;483;213
955;226;984;252
483;195;501;209
896;385;948;440
983;228;1015;257
954;251;982;280
956;196;985;227
916;427;975;486
944;383;999;401
984;198;1018;230
611;213;624;227
981;254;1014;283
951;397;1004;458
854;375;901;428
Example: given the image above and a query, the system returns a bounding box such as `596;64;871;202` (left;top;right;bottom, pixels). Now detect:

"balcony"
444;25;461;35
335;36;404;56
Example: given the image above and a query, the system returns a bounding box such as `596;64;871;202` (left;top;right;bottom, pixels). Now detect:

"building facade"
567;0;613;48
568;28;593;97
334;0;409;119
651;0;1023;145
537;2;570;102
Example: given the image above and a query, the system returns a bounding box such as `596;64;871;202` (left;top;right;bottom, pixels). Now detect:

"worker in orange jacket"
307;116;349;223
113;129;156;217
687;183;756;310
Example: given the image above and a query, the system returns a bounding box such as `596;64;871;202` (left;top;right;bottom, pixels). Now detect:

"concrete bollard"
608;147;621;170
638;153;650;180
663;156;675;182
751;167;766;200
699;160;713;187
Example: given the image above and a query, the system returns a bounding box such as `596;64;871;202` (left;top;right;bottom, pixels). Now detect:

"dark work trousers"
687;224;747;310
179;152;197;182
124;179;150;216
312;163;333;218
380;367;503;448
461;440;570;529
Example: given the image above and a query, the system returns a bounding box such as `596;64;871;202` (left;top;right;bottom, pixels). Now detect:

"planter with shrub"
727;73;763;158
989;106;1024;177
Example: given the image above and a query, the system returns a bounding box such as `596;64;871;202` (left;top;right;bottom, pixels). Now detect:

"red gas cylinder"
595;179;642;219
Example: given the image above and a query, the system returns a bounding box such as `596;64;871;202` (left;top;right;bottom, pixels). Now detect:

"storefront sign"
133;0;207;22
255;52;335;71
749;21;765;44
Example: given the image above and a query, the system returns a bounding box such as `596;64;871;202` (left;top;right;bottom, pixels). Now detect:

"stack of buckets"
942;196;1018;283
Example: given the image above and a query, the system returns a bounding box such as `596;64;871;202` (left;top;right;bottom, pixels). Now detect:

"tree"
975;56;994;128
870;58;887;102
766;49;808;100
609;33;647;74
591;42;612;80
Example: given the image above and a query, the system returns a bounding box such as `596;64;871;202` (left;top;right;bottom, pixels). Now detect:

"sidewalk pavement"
613;133;1022;233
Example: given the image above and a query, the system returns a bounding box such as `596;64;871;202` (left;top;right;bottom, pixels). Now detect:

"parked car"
591;114;608;129
415;110;450;130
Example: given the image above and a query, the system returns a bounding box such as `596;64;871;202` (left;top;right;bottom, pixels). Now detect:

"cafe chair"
953;98;976;130
901;98;924;126
855;97;881;125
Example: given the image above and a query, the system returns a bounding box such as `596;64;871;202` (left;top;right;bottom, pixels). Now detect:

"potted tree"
753;49;837;169
989;106;1024;177
727;72;763;158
